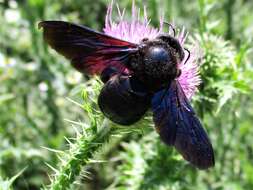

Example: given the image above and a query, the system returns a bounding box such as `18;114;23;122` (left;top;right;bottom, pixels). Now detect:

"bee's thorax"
129;39;181;92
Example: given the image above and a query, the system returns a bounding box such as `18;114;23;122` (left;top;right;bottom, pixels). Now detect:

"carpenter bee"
39;21;214;169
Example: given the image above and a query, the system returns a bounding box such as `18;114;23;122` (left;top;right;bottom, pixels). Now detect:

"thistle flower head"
104;1;163;43
177;30;202;99
103;1;201;99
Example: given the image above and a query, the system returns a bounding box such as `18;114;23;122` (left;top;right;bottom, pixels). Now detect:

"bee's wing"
39;21;138;75
151;80;215;169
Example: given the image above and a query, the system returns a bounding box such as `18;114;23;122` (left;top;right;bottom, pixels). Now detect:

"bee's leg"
100;66;119;83
98;75;151;125
177;69;182;77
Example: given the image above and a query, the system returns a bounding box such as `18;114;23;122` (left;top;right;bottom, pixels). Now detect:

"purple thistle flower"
103;1;201;99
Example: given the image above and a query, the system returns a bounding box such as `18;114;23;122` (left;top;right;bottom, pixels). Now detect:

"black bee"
39;21;214;169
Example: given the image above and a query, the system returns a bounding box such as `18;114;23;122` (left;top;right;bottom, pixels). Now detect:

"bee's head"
156;34;185;61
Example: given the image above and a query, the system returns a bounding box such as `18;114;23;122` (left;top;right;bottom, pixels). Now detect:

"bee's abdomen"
98;75;151;125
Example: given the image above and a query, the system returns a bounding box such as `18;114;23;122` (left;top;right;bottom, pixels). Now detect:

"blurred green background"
0;0;253;189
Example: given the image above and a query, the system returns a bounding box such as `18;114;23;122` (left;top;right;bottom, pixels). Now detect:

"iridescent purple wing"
151;80;215;169
39;21;138;75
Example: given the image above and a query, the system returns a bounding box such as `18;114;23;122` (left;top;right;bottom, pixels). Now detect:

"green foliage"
195;33;250;114
0;168;26;190
0;0;253;189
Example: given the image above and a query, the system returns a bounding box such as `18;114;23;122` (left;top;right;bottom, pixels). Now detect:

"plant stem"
198;0;207;35
225;0;235;40
48;120;115;190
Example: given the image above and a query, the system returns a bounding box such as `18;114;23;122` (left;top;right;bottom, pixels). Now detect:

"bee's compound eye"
145;46;170;64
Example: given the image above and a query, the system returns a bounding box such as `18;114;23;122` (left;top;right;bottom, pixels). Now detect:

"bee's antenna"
184;48;191;65
163;22;176;37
